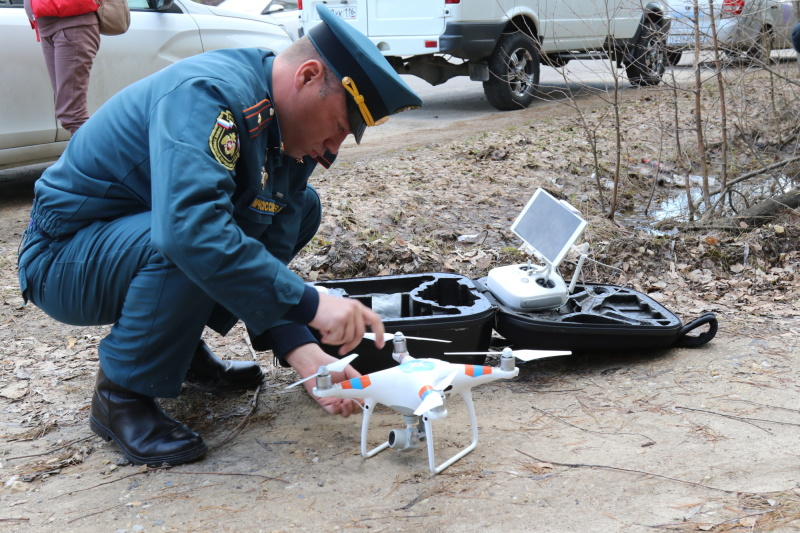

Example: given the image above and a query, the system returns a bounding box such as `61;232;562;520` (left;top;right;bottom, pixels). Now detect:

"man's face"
279;75;351;160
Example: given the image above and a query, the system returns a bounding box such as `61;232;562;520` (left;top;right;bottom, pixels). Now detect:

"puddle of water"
615;174;797;233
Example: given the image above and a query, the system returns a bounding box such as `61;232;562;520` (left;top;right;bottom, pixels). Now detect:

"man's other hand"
284;343;364;418
309;292;385;355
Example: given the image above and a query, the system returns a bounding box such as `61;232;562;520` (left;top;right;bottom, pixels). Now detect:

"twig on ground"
66;504;122;524
726;398;800;414
516;448;742;494
5;436;93;461
60;462;288;500
241;329;258;360
644;509;775;531
529;406;656;445
676;405;800;430
209;384;262;450
165;470;288;483
57;470;148;497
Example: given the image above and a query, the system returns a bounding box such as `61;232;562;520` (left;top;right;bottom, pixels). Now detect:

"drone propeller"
285;353;360;389
413;370;458;416
363;332;451;344
444;349;571;362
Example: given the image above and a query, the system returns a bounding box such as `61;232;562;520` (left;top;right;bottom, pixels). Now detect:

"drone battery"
311;274;496;374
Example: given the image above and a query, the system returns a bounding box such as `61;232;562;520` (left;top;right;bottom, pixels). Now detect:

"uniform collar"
263;55;288;167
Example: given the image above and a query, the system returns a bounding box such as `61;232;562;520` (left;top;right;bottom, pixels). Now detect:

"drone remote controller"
486;262;568;311
485;188;587;312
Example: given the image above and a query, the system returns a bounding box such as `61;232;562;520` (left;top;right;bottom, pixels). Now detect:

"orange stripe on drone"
465;365;492;377
342;375;371;390
418;384;434;399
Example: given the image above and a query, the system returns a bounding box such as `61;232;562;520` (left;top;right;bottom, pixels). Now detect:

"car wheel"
483;31;540;110
666;49;682;66
626;19;667;86
748;26;773;65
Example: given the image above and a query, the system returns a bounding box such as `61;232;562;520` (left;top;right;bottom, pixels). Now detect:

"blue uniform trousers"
19;187;321;398
793;22;800;54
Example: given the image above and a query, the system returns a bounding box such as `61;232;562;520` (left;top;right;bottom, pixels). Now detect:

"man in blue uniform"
17;5;421;466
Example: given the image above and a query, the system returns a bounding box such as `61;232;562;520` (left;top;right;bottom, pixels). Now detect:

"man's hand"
309;292;385;355
284;343;363;418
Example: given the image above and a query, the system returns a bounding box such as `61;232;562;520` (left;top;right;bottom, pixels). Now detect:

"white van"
300;0;671;110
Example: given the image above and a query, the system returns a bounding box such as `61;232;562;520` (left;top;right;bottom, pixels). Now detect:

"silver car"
0;0;292;169
665;0;798;64
218;0;302;39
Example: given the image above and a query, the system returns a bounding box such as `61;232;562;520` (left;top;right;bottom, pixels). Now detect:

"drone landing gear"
360;391;480;474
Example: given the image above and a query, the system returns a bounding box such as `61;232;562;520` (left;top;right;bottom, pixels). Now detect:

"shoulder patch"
209;110;240;170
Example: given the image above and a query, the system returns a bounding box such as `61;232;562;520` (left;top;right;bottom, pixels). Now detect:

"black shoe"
184;341;264;393
89;368;208;466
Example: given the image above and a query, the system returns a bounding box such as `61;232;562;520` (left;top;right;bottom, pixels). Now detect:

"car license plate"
668;34;695;46
328;4;357;19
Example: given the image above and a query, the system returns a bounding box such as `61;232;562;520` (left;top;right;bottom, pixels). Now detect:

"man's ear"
294;59;325;91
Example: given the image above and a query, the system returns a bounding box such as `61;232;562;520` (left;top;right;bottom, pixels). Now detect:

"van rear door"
302;0;367;34
366;0;446;37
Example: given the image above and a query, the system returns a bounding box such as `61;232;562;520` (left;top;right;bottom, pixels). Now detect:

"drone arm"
313;385;350;398
312;377;373;400
448;367;519;395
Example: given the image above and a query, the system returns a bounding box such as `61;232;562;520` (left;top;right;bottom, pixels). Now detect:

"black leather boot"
89;368;208;466
184;341;264;393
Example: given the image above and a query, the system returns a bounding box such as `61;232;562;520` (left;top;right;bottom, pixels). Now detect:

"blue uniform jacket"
27;48;332;339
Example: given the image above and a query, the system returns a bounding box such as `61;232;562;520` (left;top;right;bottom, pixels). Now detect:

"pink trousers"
40;23;101;134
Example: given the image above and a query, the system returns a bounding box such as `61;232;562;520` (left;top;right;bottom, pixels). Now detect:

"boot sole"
90;415;208;467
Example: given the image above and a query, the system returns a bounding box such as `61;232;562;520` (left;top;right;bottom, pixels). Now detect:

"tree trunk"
730;188;800;226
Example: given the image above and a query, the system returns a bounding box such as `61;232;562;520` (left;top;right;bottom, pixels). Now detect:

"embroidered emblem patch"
209;110;240;170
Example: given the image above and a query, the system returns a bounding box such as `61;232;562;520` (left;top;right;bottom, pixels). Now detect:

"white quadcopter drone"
286;332;570;474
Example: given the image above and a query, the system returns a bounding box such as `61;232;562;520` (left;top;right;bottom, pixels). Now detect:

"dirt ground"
2;67;800;532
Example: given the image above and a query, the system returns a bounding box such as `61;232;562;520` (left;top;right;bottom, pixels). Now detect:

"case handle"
673;313;718;348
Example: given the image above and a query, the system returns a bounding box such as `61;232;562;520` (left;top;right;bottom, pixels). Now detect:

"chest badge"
209;110;240;171
261;168;269;189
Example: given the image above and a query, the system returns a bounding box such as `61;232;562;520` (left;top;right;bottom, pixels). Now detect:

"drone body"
314;356;517;417
310;333;521;474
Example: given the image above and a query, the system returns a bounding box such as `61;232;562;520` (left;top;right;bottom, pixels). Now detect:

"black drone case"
312;273;495;374
310;273;717;374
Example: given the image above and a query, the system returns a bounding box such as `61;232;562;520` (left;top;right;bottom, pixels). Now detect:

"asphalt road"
347;57;636;150
347;50;797;149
